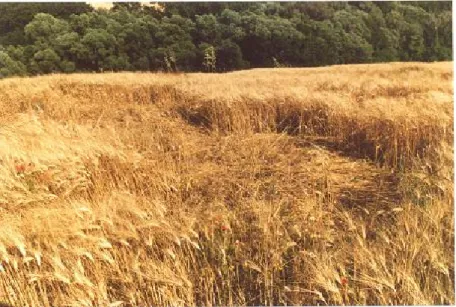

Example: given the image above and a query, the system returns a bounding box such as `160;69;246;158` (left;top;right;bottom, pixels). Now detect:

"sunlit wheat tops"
0;62;453;306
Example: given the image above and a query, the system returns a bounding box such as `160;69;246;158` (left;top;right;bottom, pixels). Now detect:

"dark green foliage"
30;48;61;74
0;1;452;77
216;39;246;71
0;3;92;45
0;50;26;77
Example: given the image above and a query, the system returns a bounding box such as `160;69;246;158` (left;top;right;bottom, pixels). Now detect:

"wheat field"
0;62;453;306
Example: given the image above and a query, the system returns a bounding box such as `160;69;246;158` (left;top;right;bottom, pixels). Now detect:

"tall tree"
0;1;451;77
0;3;92;45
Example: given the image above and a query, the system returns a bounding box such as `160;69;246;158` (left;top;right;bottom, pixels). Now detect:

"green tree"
110;10;159;70
24;13;70;45
216;39;245;71
218;9;245;42
195;14;220;44
386;4;428;61
0;1;451;76
333;9;373;63
163;2;229;19
30;48;61;74
80;28;117;70
0;3;92;45
0;50;26;77
154;15;197;70
365;4;399;61
5;45;27;64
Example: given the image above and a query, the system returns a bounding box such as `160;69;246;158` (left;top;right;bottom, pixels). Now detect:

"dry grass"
0;62;453;306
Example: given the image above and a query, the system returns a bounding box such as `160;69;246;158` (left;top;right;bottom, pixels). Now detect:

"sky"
87;2;165;10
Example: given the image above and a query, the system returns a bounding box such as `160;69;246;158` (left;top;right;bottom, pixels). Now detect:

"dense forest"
0;2;452;77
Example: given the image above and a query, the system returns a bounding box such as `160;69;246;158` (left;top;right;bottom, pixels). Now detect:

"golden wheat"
0;62;453;306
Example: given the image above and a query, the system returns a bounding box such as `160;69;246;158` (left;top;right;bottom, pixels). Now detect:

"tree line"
0;2;452;77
